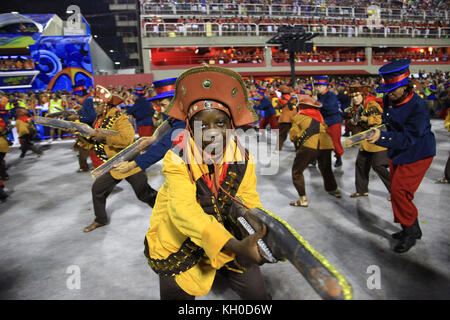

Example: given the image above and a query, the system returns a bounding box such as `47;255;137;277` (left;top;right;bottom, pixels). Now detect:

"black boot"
393;219;422;253
391;226;405;240
334;156;342;167
0;187;8;202
392;219;422;240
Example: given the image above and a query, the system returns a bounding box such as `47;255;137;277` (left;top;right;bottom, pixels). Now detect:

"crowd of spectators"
0;86;160;119
0;58;35;71
141;0;449;38
2;70;448;122
141;0;449;18
372;49;448;63
150;46;448;66
273;49;366;63
142;15;449;38
196;47;264;65
274;48;449;64
141;0;448;10
246;69;449;118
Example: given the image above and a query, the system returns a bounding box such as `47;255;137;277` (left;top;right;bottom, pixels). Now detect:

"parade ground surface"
0;119;449;300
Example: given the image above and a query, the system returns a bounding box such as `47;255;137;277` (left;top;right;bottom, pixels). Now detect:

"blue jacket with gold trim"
375;92;436;165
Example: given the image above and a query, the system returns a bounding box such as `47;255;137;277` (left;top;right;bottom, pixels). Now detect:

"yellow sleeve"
105;114;135;149
444;111;450;132
163;151;235;269
272;97;279;108
77;136;94;150
289;114;308;142
16;120;29;137
235;153;262;209
366;101;383;127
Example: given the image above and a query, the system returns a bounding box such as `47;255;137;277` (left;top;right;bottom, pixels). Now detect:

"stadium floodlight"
267;26;318;86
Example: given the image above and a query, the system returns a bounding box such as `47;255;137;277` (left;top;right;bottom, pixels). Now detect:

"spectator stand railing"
150;54;266;70
439;27;450;38
220;23;258;37
372;56;450;65
141;2;449;22
144;22;449;39
144;22;257;37
271;55;368;66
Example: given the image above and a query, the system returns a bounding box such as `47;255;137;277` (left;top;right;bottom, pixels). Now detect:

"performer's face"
156;98;171;113
352;93;363;106
190;109;232;155
94;102;106;115
316;85;327;94
387;86;407;102
76;95;84;103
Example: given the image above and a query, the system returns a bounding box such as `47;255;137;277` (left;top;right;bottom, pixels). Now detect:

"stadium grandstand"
139;0;450;79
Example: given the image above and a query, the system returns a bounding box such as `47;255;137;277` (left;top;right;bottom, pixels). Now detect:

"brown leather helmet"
165;66;258;127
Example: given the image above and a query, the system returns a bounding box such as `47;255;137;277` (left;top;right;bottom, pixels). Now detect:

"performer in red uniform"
315;76;344;167
368;59;436;253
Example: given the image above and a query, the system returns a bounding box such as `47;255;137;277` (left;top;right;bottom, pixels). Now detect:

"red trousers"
259;114;278;130
438;107;448;120
389;157;433;227
138;125;155;137
344;120;351;132
326;122;344;158
90;150;105;169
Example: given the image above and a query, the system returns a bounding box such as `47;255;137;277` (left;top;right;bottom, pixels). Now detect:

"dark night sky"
0;1;111;24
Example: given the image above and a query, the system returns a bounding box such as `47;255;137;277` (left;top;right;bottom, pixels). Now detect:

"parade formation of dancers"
0;61;449;299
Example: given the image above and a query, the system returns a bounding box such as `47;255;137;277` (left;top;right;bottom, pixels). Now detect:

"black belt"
144;237;205;277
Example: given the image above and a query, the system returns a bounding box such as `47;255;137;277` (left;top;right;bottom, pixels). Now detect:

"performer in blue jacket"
73;85;96;126
315;76;344;167
253;87;278;131
126;88;156;137
70;85;96;172
336;81;352;137
114;78;186;175
367;59;436;253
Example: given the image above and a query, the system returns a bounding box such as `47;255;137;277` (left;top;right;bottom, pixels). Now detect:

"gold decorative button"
202;79;212;89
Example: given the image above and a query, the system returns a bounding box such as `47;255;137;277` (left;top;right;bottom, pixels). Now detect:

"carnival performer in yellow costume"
144;66;271;300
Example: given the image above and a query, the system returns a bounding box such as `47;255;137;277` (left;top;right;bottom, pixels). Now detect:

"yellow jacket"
271;97;281;117
444;111;450;132
0;127;9;153
358;100;387;153
290;113;334;150
16;119;32;137
6;100;27;111
78;107;141;180
145;138;262;296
